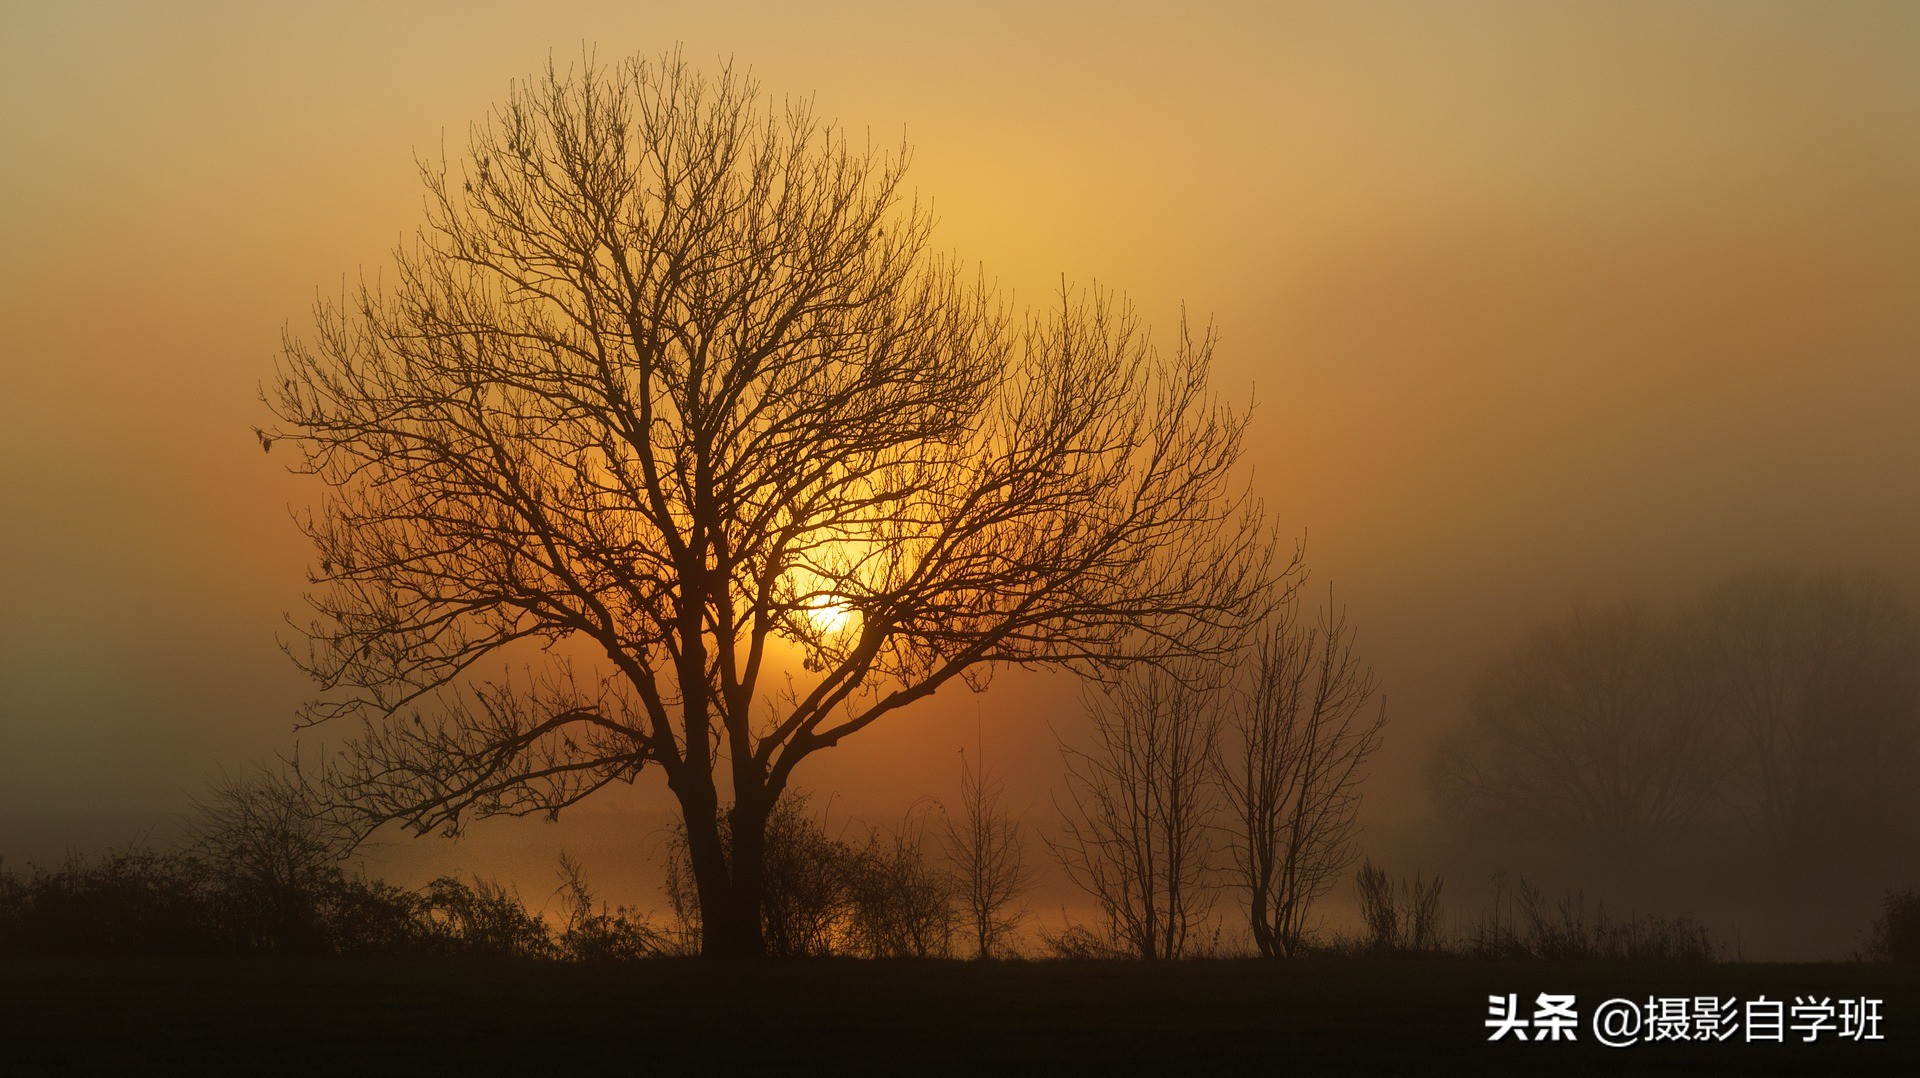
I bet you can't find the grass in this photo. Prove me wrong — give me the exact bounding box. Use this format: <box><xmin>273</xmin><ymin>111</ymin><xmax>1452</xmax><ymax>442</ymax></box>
<box><xmin>2</xmin><ymin>955</ymin><xmax>1914</xmax><ymax>1075</ymax></box>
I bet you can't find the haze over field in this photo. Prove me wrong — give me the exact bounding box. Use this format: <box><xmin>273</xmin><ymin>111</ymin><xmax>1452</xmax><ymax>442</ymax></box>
<box><xmin>5</xmin><ymin>1</ymin><xmax>1919</xmax><ymax>958</ymax></box>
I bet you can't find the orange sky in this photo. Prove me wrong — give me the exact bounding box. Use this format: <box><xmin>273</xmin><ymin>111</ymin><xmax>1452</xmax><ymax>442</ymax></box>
<box><xmin>4</xmin><ymin>1</ymin><xmax>1919</xmax><ymax>950</ymax></box>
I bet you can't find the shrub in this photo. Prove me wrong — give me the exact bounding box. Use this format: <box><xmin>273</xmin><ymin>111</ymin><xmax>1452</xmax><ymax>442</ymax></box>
<box><xmin>1466</xmin><ymin>873</ymin><xmax>1717</xmax><ymax>962</ymax></box>
<box><xmin>847</xmin><ymin>821</ymin><xmax>956</xmax><ymax>959</ymax></box>
<box><xmin>663</xmin><ymin>792</ymin><xmax>959</xmax><ymax>958</ymax></box>
<box><xmin>552</xmin><ymin>853</ymin><xmax>668</xmax><ymax>962</ymax></box>
<box><xmin>1354</xmin><ymin>859</ymin><xmax>1445</xmax><ymax>953</ymax></box>
<box><xmin>1039</xmin><ymin>921</ymin><xmax>1128</xmax><ymax>960</ymax></box>
<box><xmin>1862</xmin><ymin>889</ymin><xmax>1920</xmax><ymax>961</ymax></box>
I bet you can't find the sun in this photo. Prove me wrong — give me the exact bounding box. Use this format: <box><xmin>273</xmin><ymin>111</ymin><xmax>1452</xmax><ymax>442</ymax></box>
<box><xmin>804</xmin><ymin>594</ymin><xmax>855</xmax><ymax>634</ymax></box>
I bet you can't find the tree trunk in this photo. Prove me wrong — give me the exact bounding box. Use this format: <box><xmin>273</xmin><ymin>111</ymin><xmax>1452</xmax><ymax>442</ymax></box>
<box><xmin>1249</xmin><ymin>887</ymin><xmax>1277</xmax><ymax>959</ymax></box>
<box><xmin>673</xmin><ymin>778</ymin><xmax>768</xmax><ymax>959</ymax></box>
<box><xmin>701</xmin><ymin>886</ymin><xmax>766</xmax><ymax>959</ymax></box>
<box><xmin>712</xmin><ymin>798</ymin><xmax>769</xmax><ymax>958</ymax></box>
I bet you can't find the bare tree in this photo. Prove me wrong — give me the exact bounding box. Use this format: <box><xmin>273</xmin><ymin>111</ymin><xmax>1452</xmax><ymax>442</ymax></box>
<box><xmin>260</xmin><ymin>52</ymin><xmax>1279</xmax><ymax>957</ymax></box>
<box><xmin>186</xmin><ymin>760</ymin><xmax>352</xmax><ymax>895</ymax></box>
<box><xmin>1433</xmin><ymin>572</ymin><xmax>1920</xmax><ymax>875</ymax></box>
<box><xmin>1219</xmin><ymin>590</ymin><xmax>1385</xmax><ymax>958</ymax></box>
<box><xmin>1053</xmin><ymin>665</ymin><xmax>1222</xmax><ymax>959</ymax></box>
<box><xmin>185</xmin><ymin>758</ymin><xmax>360</xmax><ymax>949</ymax></box>
<box><xmin>940</xmin><ymin>746</ymin><xmax>1034</xmax><ymax>958</ymax></box>
<box><xmin>661</xmin><ymin>791</ymin><xmax>860</xmax><ymax>958</ymax></box>
<box><xmin>1430</xmin><ymin>600</ymin><xmax>1724</xmax><ymax>856</ymax></box>
<box><xmin>1685</xmin><ymin>570</ymin><xmax>1920</xmax><ymax>863</ymax></box>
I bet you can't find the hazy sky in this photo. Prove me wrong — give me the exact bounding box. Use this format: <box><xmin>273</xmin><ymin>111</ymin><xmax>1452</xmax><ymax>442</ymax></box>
<box><xmin>4</xmin><ymin>2</ymin><xmax>1919</xmax><ymax>945</ymax></box>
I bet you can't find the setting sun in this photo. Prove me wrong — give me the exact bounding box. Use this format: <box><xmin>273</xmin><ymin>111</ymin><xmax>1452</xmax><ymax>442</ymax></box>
<box><xmin>6</xmin><ymin>3</ymin><xmax>1920</xmax><ymax>1068</ymax></box>
<box><xmin>804</xmin><ymin>594</ymin><xmax>856</xmax><ymax>635</ymax></box>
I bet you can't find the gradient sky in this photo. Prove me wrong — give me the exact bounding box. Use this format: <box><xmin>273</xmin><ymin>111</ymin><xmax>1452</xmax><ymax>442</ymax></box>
<box><xmin>4</xmin><ymin>1</ymin><xmax>1919</xmax><ymax>949</ymax></box>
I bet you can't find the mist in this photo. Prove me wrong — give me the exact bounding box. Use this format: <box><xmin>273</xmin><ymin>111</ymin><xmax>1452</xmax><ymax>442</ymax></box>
<box><xmin>5</xmin><ymin>1</ymin><xmax>1920</xmax><ymax>960</ymax></box>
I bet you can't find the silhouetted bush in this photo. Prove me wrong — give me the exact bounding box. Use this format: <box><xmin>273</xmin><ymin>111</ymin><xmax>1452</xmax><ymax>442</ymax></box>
<box><xmin>0</xmin><ymin>845</ymin><xmax>675</xmax><ymax>961</ymax></box>
<box><xmin>553</xmin><ymin>853</ymin><xmax>668</xmax><ymax>961</ymax></box>
<box><xmin>1354</xmin><ymin>859</ymin><xmax>1444</xmax><ymax>953</ymax></box>
<box><xmin>319</xmin><ymin>874</ymin><xmax>430</xmax><ymax>955</ymax></box>
<box><xmin>1861</xmin><ymin>889</ymin><xmax>1920</xmax><ymax>961</ymax></box>
<box><xmin>1039</xmin><ymin>921</ymin><xmax>1129</xmax><ymax>960</ymax></box>
<box><xmin>847</xmin><ymin>821</ymin><xmax>956</xmax><ymax>959</ymax></box>
<box><xmin>417</xmin><ymin>876</ymin><xmax>556</xmax><ymax>959</ymax></box>
<box><xmin>664</xmin><ymin>792</ymin><xmax>959</xmax><ymax>958</ymax></box>
<box><xmin>0</xmin><ymin>850</ymin><xmax>225</xmax><ymax>955</ymax></box>
<box><xmin>1465</xmin><ymin>873</ymin><xmax>1718</xmax><ymax>962</ymax></box>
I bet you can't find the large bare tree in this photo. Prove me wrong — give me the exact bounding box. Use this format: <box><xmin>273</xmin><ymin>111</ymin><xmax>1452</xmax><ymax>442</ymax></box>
<box><xmin>1219</xmin><ymin>589</ymin><xmax>1385</xmax><ymax>958</ymax></box>
<box><xmin>261</xmin><ymin>52</ymin><xmax>1275</xmax><ymax>957</ymax></box>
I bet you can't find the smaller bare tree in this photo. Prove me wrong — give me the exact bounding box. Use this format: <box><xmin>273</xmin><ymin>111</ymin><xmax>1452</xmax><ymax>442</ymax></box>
<box><xmin>941</xmin><ymin>746</ymin><xmax>1034</xmax><ymax>958</ymax></box>
<box><xmin>185</xmin><ymin>758</ymin><xmax>355</xmax><ymax>950</ymax></box>
<box><xmin>1219</xmin><ymin>591</ymin><xmax>1386</xmax><ymax>957</ymax></box>
<box><xmin>1053</xmin><ymin>665</ymin><xmax>1221</xmax><ymax>960</ymax></box>
<box><xmin>186</xmin><ymin>759</ymin><xmax>351</xmax><ymax>893</ymax></box>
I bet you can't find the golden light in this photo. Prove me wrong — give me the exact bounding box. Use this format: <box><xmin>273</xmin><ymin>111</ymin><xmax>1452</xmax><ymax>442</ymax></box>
<box><xmin>804</xmin><ymin>594</ymin><xmax>856</xmax><ymax>635</ymax></box>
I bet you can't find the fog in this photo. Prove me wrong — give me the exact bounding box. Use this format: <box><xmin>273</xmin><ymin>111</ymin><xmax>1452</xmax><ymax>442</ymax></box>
<box><xmin>5</xmin><ymin>1</ymin><xmax>1919</xmax><ymax>958</ymax></box>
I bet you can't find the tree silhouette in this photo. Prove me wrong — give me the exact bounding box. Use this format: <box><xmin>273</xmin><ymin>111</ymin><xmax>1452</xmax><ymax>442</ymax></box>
<box><xmin>1219</xmin><ymin>590</ymin><xmax>1385</xmax><ymax>958</ymax></box>
<box><xmin>1429</xmin><ymin>601</ymin><xmax>1723</xmax><ymax>856</ymax></box>
<box><xmin>261</xmin><ymin>51</ymin><xmax>1276</xmax><ymax>957</ymax></box>
<box><xmin>1432</xmin><ymin>572</ymin><xmax>1920</xmax><ymax>873</ymax></box>
<box><xmin>185</xmin><ymin>759</ymin><xmax>353</xmax><ymax>950</ymax></box>
<box><xmin>1053</xmin><ymin>665</ymin><xmax>1222</xmax><ymax>959</ymax></box>
<box><xmin>940</xmin><ymin>747</ymin><xmax>1033</xmax><ymax>958</ymax></box>
<box><xmin>1686</xmin><ymin>569</ymin><xmax>1920</xmax><ymax>864</ymax></box>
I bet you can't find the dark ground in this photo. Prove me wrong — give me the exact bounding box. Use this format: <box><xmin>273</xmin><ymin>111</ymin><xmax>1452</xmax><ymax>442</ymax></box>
<box><xmin>1</xmin><ymin>956</ymin><xmax>1914</xmax><ymax>1075</ymax></box>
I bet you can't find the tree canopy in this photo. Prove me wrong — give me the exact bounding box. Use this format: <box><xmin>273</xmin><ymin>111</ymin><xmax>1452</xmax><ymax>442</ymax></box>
<box><xmin>262</xmin><ymin>51</ymin><xmax>1278</xmax><ymax>956</ymax></box>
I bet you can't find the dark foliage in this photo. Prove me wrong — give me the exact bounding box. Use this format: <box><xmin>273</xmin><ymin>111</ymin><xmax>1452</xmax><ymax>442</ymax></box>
<box><xmin>1463</xmin><ymin>872</ymin><xmax>1719</xmax><ymax>962</ymax></box>
<box><xmin>1353</xmin><ymin>859</ymin><xmax>1445</xmax><ymax>954</ymax></box>
<box><xmin>0</xmin><ymin>848</ymin><xmax>660</xmax><ymax>961</ymax></box>
<box><xmin>1862</xmin><ymin>889</ymin><xmax>1920</xmax><ymax>962</ymax></box>
<box><xmin>663</xmin><ymin>792</ymin><xmax>958</xmax><ymax>958</ymax></box>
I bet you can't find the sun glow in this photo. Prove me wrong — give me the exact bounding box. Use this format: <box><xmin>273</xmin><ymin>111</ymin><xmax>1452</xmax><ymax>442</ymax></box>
<box><xmin>804</xmin><ymin>594</ymin><xmax>855</xmax><ymax>634</ymax></box>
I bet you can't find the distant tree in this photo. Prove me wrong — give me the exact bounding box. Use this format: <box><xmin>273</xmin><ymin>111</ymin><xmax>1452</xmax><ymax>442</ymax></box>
<box><xmin>261</xmin><ymin>49</ymin><xmax>1280</xmax><ymax>959</ymax></box>
<box><xmin>1862</xmin><ymin>888</ymin><xmax>1920</xmax><ymax>962</ymax></box>
<box><xmin>184</xmin><ymin>760</ymin><xmax>353</xmax><ymax>949</ymax></box>
<box><xmin>187</xmin><ymin>763</ymin><xmax>346</xmax><ymax>891</ymax></box>
<box><xmin>1053</xmin><ymin>665</ymin><xmax>1221</xmax><ymax>959</ymax></box>
<box><xmin>1431</xmin><ymin>569</ymin><xmax>1920</xmax><ymax>875</ymax></box>
<box><xmin>1429</xmin><ymin>600</ymin><xmax>1725</xmax><ymax>856</ymax></box>
<box><xmin>1218</xmin><ymin>590</ymin><xmax>1386</xmax><ymax>958</ymax></box>
<box><xmin>940</xmin><ymin>748</ymin><xmax>1034</xmax><ymax>958</ymax></box>
<box><xmin>1685</xmin><ymin>570</ymin><xmax>1920</xmax><ymax>862</ymax></box>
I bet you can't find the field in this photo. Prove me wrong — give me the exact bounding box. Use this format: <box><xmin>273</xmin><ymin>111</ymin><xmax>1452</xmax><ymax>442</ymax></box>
<box><xmin>2</xmin><ymin>956</ymin><xmax>1914</xmax><ymax>1075</ymax></box>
